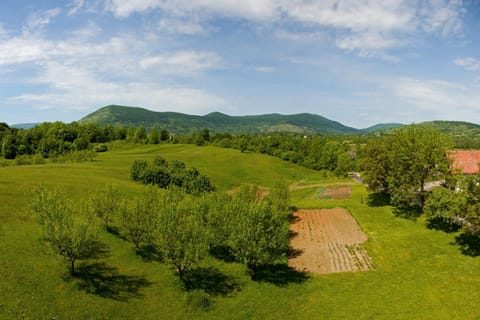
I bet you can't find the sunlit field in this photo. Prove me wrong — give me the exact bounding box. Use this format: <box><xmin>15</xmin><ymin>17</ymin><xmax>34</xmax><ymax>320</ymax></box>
<box><xmin>1</xmin><ymin>144</ymin><xmax>479</xmax><ymax>319</ymax></box>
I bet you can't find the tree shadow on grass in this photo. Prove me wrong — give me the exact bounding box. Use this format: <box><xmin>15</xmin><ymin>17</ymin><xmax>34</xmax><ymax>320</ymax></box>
<box><xmin>73</xmin><ymin>262</ymin><xmax>152</xmax><ymax>301</ymax></box>
<box><xmin>210</xmin><ymin>246</ymin><xmax>236</xmax><ymax>263</ymax></box>
<box><xmin>87</xmin><ymin>240</ymin><xmax>110</xmax><ymax>259</ymax></box>
<box><xmin>366</xmin><ymin>192</ymin><xmax>390</xmax><ymax>207</ymax></box>
<box><xmin>454</xmin><ymin>232</ymin><xmax>480</xmax><ymax>257</ymax></box>
<box><xmin>254</xmin><ymin>264</ymin><xmax>309</xmax><ymax>287</ymax></box>
<box><xmin>136</xmin><ymin>244</ymin><xmax>163</xmax><ymax>262</ymax></box>
<box><xmin>182</xmin><ymin>266</ymin><xmax>241</xmax><ymax>296</ymax></box>
<box><xmin>392</xmin><ymin>206</ymin><xmax>422</xmax><ymax>221</ymax></box>
<box><xmin>106</xmin><ymin>225</ymin><xmax>128</xmax><ymax>241</ymax></box>
<box><xmin>426</xmin><ymin>217</ymin><xmax>461</xmax><ymax>233</ymax></box>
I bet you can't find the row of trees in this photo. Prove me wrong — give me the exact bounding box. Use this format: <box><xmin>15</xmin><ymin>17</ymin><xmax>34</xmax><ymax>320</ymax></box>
<box><xmin>130</xmin><ymin>156</ymin><xmax>216</xmax><ymax>195</ymax></box>
<box><xmin>30</xmin><ymin>182</ymin><xmax>291</xmax><ymax>280</ymax></box>
<box><xmin>2</xmin><ymin>121</ymin><xmax>358</xmax><ymax>177</ymax></box>
<box><xmin>0</xmin><ymin>122</ymin><xmax>170</xmax><ymax>160</ymax></box>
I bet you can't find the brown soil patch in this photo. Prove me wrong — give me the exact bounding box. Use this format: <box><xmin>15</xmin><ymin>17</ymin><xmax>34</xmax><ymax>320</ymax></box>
<box><xmin>323</xmin><ymin>186</ymin><xmax>352</xmax><ymax>200</ymax></box>
<box><xmin>289</xmin><ymin>208</ymin><xmax>373</xmax><ymax>274</ymax></box>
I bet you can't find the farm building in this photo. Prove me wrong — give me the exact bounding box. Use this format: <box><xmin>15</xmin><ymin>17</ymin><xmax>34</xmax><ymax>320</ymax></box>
<box><xmin>449</xmin><ymin>150</ymin><xmax>480</xmax><ymax>175</ymax></box>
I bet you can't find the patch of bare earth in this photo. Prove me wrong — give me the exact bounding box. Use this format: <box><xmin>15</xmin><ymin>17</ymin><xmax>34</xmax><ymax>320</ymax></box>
<box><xmin>289</xmin><ymin>208</ymin><xmax>373</xmax><ymax>274</ymax></box>
<box><xmin>323</xmin><ymin>186</ymin><xmax>352</xmax><ymax>200</ymax></box>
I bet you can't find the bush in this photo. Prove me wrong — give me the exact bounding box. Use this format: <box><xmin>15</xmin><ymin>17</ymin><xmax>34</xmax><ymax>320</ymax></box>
<box><xmin>15</xmin><ymin>155</ymin><xmax>32</xmax><ymax>166</ymax></box>
<box><xmin>33</xmin><ymin>154</ymin><xmax>45</xmax><ymax>165</ymax></box>
<box><xmin>94</xmin><ymin>144</ymin><xmax>108</xmax><ymax>152</ymax></box>
<box><xmin>0</xmin><ymin>160</ymin><xmax>11</xmax><ymax>167</ymax></box>
<box><xmin>130</xmin><ymin>156</ymin><xmax>215</xmax><ymax>194</ymax></box>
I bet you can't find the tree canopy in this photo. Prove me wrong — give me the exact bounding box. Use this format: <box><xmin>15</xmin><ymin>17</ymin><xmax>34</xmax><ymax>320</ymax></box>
<box><xmin>361</xmin><ymin>125</ymin><xmax>452</xmax><ymax>209</ymax></box>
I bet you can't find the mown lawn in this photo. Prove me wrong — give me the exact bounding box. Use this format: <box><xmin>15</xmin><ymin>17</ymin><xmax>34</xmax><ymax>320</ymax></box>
<box><xmin>0</xmin><ymin>144</ymin><xmax>479</xmax><ymax>319</ymax></box>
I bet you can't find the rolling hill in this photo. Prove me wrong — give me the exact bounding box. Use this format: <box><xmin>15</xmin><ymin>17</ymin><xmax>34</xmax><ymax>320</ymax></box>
<box><xmin>78</xmin><ymin>105</ymin><xmax>480</xmax><ymax>139</ymax></box>
<box><xmin>79</xmin><ymin>105</ymin><xmax>362</xmax><ymax>135</ymax></box>
<box><xmin>363</xmin><ymin>123</ymin><xmax>404</xmax><ymax>132</ymax></box>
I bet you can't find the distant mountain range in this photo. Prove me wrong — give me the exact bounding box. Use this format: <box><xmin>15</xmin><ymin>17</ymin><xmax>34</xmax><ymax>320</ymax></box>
<box><xmin>11</xmin><ymin>123</ymin><xmax>39</xmax><ymax>129</ymax></box>
<box><xmin>11</xmin><ymin>105</ymin><xmax>480</xmax><ymax>137</ymax></box>
<box><xmin>78</xmin><ymin>105</ymin><xmax>405</xmax><ymax>135</ymax></box>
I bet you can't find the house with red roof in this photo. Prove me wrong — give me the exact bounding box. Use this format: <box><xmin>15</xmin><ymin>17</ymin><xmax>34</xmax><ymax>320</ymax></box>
<box><xmin>449</xmin><ymin>150</ymin><xmax>480</xmax><ymax>175</ymax></box>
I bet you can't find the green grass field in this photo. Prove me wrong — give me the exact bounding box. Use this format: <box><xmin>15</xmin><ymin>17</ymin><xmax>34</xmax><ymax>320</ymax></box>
<box><xmin>1</xmin><ymin>144</ymin><xmax>479</xmax><ymax>319</ymax></box>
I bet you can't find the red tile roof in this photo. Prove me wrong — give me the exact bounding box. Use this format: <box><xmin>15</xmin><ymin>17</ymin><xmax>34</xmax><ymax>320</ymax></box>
<box><xmin>450</xmin><ymin>150</ymin><xmax>480</xmax><ymax>174</ymax></box>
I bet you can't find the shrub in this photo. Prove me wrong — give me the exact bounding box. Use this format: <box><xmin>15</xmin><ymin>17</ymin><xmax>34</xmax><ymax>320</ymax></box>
<box><xmin>15</xmin><ymin>155</ymin><xmax>32</xmax><ymax>166</ymax></box>
<box><xmin>94</xmin><ymin>144</ymin><xmax>108</xmax><ymax>152</ymax></box>
<box><xmin>130</xmin><ymin>156</ymin><xmax>215</xmax><ymax>194</ymax></box>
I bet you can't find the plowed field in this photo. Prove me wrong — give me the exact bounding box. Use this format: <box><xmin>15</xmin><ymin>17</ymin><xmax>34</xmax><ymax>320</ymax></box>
<box><xmin>289</xmin><ymin>208</ymin><xmax>373</xmax><ymax>274</ymax></box>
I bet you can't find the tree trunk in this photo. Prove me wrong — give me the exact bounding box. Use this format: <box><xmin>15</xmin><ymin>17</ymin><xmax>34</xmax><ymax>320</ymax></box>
<box><xmin>177</xmin><ymin>265</ymin><xmax>184</xmax><ymax>280</ymax></box>
<box><xmin>70</xmin><ymin>259</ymin><xmax>75</xmax><ymax>275</ymax></box>
<box><xmin>247</xmin><ymin>262</ymin><xmax>258</xmax><ymax>280</ymax></box>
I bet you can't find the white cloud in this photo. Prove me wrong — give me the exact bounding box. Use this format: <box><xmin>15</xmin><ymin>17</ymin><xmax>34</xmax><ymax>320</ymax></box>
<box><xmin>284</xmin><ymin>0</ymin><xmax>415</xmax><ymax>33</ymax></box>
<box><xmin>157</xmin><ymin>18</ymin><xmax>206</xmax><ymax>35</ymax></box>
<box><xmin>139</xmin><ymin>51</ymin><xmax>221</xmax><ymax>76</ymax></box>
<box><xmin>106</xmin><ymin>0</ymin><xmax>280</xmax><ymax>20</ymax></box>
<box><xmin>454</xmin><ymin>57</ymin><xmax>480</xmax><ymax>71</ymax></box>
<box><xmin>105</xmin><ymin>0</ymin><xmax>161</xmax><ymax>17</ymax></box>
<box><xmin>103</xmin><ymin>0</ymin><xmax>466</xmax><ymax>55</ymax></box>
<box><xmin>24</xmin><ymin>8</ymin><xmax>62</xmax><ymax>34</ymax></box>
<box><xmin>9</xmin><ymin>61</ymin><xmax>227</xmax><ymax>114</ymax></box>
<box><xmin>275</xmin><ymin>30</ymin><xmax>325</xmax><ymax>42</ymax></box>
<box><xmin>0</xmin><ymin>17</ymin><xmax>227</xmax><ymax>115</ymax></box>
<box><xmin>336</xmin><ymin>31</ymin><xmax>403</xmax><ymax>51</ymax></box>
<box><xmin>391</xmin><ymin>77</ymin><xmax>480</xmax><ymax>120</ymax></box>
<box><xmin>68</xmin><ymin>0</ymin><xmax>85</xmax><ymax>15</ymax></box>
<box><xmin>419</xmin><ymin>0</ymin><xmax>464</xmax><ymax>36</ymax></box>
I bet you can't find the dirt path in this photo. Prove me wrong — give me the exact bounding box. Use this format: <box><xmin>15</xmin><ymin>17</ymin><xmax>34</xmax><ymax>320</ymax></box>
<box><xmin>288</xmin><ymin>208</ymin><xmax>373</xmax><ymax>274</ymax></box>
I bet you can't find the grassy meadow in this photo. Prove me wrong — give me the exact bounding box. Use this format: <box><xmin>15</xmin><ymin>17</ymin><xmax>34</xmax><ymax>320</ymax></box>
<box><xmin>0</xmin><ymin>144</ymin><xmax>479</xmax><ymax>319</ymax></box>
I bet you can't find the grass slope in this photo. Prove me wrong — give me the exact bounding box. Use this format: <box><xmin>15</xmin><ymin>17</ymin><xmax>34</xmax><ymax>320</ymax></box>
<box><xmin>79</xmin><ymin>105</ymin><xmax>361</xmax><ymax>135</ymax></box>
<box><xmin>0</xmin><ymin>144</ymin><xmax>479</xmax><ymax>319</ymax></box>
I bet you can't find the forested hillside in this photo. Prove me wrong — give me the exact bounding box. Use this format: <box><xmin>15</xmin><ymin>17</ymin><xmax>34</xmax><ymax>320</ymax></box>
<box><xmin>79</xmin><ymin>105</ymin><xmax>362</xmax><ymax>135</ymax></box>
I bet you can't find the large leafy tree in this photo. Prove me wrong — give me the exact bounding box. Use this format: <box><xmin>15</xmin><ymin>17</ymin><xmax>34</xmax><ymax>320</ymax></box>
<box><xmin>362</xmin><ymin>125</ymin><xmax>451</xmax><ymax>209</ymax></box>
<box><xmin>425</xmin><ymin>175</ymin><xmax>480</xmax><ymax>234</ymax></box>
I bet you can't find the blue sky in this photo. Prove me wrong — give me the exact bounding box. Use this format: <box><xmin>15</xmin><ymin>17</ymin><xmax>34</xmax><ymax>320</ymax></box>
<box><xmin>1</xmin><ymin>0</ymin><xmax>479</xmax><ymax>128</ymax></box>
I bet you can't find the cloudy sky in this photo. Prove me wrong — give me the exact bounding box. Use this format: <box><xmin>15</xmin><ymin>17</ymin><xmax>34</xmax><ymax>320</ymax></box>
<box><xmin>1</xmin><ymin>0</ymin><xmax>479</xmax><ymax>128</ymax></box>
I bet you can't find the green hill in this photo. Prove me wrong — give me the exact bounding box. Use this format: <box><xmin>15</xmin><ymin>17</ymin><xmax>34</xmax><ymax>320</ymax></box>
<box><xmin>363</xmin><ymin>123</ymin><xmax>404</xmax><ymax>132</ymax></box>
<box><xmin>79</xmin><ymin>105</ymin><xmax>362</xmax><ymax>135</ymax></box>
<box><xmin>416</xmin><ymin>120</ymin><xmax>480</xmax><ymax>148</ymax></box>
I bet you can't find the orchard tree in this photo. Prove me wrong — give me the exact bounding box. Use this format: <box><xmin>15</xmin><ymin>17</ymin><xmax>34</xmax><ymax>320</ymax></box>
<box><xmin>90</xmin><ymin>185</ymin><xmax>121</xmax><ymax>229</ymax></box>
<box><xmin>228</xmin><ymin>186</ymin><xmax>290</xmax><ymax>279</ymax></box>
<box><xmin>30</xmin><ymin>187</ymin><xmax>100</xmax><ymax>275</ymax></box>
<box><xmin>153</xmin><ymin>193</ymin><xmax>209</xmax><ymax>280</ymax></box>
<box><xmin>121</xmin><ymin>187</ymin><xmax>158</xmax><ymax>250</ymax></box>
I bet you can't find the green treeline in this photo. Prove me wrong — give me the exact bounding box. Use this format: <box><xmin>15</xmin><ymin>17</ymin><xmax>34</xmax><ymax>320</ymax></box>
<box><xmin>30</xmin><ymin>182</ymin><xmax>291</xmax><ymax>281</ymax></box>
<box><xmin>0</xmin><ymin>121</ymin><xmax>358</xmax><ymax>177</ymax></box>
